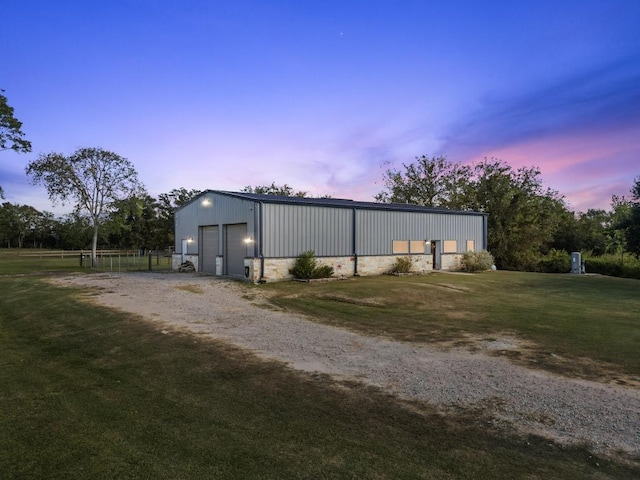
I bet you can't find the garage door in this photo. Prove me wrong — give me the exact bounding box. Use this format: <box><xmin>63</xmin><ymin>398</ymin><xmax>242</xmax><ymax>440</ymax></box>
<box><xmin>225</xmin><ymin>223</ymin><xmax>247</xmax><ymax>277</ymax></box>
<box><xmin>200</xmin><ymin>226</ymin><xmax>218</xmax><ymax>274</ymax></box>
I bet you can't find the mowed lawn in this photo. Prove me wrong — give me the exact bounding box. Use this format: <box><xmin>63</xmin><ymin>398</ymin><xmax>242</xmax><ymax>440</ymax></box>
<box><xmin>1</xmin><ymin>268</ymin><xmax>639</xmax><ymax>477</ymax></box>
<box><xmin>0</xmin><ymin>250</ymin><xmax>86</xmax><ymax>275</ymax></box>
<box><xmin>264</xmin><ymin>271</ymin><xmax>640</xmax><ymax>382</ymax></box>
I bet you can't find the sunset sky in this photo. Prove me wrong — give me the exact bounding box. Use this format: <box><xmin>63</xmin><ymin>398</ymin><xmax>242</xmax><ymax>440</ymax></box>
<box><xmin>2</xmin><ymin>0</ymin><xmax>639</xmax><ymax>215</ymax></box>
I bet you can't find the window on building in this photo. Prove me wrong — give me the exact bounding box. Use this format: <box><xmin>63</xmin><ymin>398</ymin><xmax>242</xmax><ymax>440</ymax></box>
<box><xmin>410</xmin><ymin>240</ymin><xmax>425</xmax><ymax>254</ymax></box>
<box><xmin>443</xmin><ymin>240</ymin><xmax>457</xmax><ymax>253</ymax></box>
<box><xmin>392</xmin><ymin>240</ymin><xmax>409</xmax><ymax>254</ymax></box>
<box><xmin>466</xmin><ymin>240</ymin><xmax>475</xmax><ymax>252</ymax></box>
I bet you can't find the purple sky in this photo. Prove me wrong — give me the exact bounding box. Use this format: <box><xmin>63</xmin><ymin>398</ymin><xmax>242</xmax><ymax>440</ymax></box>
<box><xmin>2</xmin><ymin>0</ymin><xmax>639</xmax><ymax>215</ymax></box>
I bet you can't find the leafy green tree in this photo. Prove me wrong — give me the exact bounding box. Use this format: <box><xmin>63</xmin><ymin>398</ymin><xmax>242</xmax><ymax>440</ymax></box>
<box><xmin>157</xmin><ymin>188</ymin><xmax>202</xmax><ymax>247</ymax></box>
<box><xmin>54</xmin><ymin>213</ymin><xmax>93</xmax><ymax>250</ymax></box>
<box><xmin>24</xmin><ymin>208</ymin><xmax>57</xmax><ymax>248</ymax></box>
<box><xmin>0</xmin><ymin>202</ymin><xmax>54</xmax><ymax>248</ymax></box>
<box><xmin>105</xmin><ymin>193</ymin><xmax>162</xmax><ymax>251</ymax></box>
<box><xmin>1</xmin><ymin>89</ymin><xmax>32</xmax><ymax>197</ymax></box>
<box><xmin>376</xmin><ymin>156</ymin><xmax>567</xmax><ymax>270</ymax></box>
<box><xmin>466</xmin><ymin>159</ymin><xmax>565</xmax><ymax>270</ymax></box>
<box><xmin>242</xmin><ymin>182</ymin><xmax>308</xmax><ymax>197</ymax></box>
<box><xmin>26</xmin><ymin>147</ymin><xmax>143</xmax><ymax>265</ymax></box>
<box><xmin>375</xmin><ymin>155</ymin><xmax>471</xmax><ymax>208</ymax></box>
<box><xmin>622</xmin><ymin>176</ymin><xmax>640</xmax><ymax>257</ymax></box>
<box><xmin>0</xmin><ymin>202</ymin><xmax>19</xmax><ymax>247</ymax></box>
<box><xmin>0</xmin><ymin>89</ymin><xmax>31</xmax><ymax>154</ymax></box>
<box><xmin>564</xmin><ymin>209</ymin><xmax>609</xmax><ymax>255</ymax></box>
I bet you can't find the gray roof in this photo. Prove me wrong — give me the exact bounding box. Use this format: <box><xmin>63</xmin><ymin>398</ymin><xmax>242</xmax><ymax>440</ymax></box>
<box><xmin>190</xmin><ymin>190</ymin><xmax>486</xmax><ymax>216</ymax></box>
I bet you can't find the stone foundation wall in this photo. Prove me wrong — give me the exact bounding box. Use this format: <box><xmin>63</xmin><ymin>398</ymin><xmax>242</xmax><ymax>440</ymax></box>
<box><xmin>441</xmin><ymin>254</ymin><xmax>462</xmax><ymax>270</ymax></box>
<box><xmin>255</xmin><ymin>254</ymin><xmax>463</xmax><ymax>282</ymax></box>
<box><xmin>259</xmin><ymin>256</ymin><xmax>354</xmax><ymax>282</ymax></box>
<box><xmin>173</xmin><ymin>253</ymin><xmax>464</xmax><ymax>282</ymax></box>
<box><xmin>357</xmin><ymin>255</ymin><xmax>434</xmax><ymax>276</ymax></box>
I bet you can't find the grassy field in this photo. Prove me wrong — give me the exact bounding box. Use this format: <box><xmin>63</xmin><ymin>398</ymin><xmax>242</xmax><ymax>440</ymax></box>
<box><xmin>1</xmin><ymin>264</ymin><xmax>639</xmax><ymax>478</ymax></box>
<box><xmin>264</xmin><ymin>272</ymin><xmax>640</xmax><ymax>383</ymax></box>
<box><xmin>0</xmin><ymin>248</ymin><xmax>170</xmax><ymax>275</ymax></box>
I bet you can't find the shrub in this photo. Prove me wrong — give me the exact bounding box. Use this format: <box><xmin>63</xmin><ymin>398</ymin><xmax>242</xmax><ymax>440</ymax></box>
<box><xmin>584</xmin><ymin>254</ymin><xmax>640</xmax><ymax>280</ymax></box>
<box><xmin>312</xmin><ymin>265</ymin><xmax>335</xmax><ymax>279</ymax></box>
<box><xmin>290</xmin><ymin>250</ymin><xmax>334</xmax><ymax>280</ymax></box>
<box><xmin>536</xmin><ymin>249</ymin><xmax>571</xmax><ymax>273</ymax></box>
<box><xmin>460</xmin><ymin>250</ymin><xmax>494</xmax><ymax>273</ymax></box>
<box><xmin>390</xmin><ymin>256</ymin><xmax>413</xmax><ymax>274</ymax></box>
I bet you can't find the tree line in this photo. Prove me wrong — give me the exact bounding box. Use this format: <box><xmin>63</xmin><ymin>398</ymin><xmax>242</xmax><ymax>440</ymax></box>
<box><xmin>0</xmin><ymin>186</ymin><xmax>201</xmax><ymax>252</ymax></box>
<box><xmin>5</xmin><ymin>152</ymin><xmax>639</xmax><ymax>273</ymax></box>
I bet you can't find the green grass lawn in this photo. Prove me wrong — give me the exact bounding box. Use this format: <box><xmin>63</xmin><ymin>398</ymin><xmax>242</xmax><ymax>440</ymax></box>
<box><xmin>264</xmin><ymin>272</ymin><xmax>640</xmax><ymax>382</ymax></box>
<box><xmin>1</xmin><ymin>273</ymin><xmax>639</xmax><ymax>478</ymax></box>
<box><xmin>0</xmin><ymin>250</ymin><xmax>86</xmax><ymax>275</ymax></box>
<box><xmin>0</xmin><ymin>249</ymin><xmax>170</xmax><ymax>275</ymax></box>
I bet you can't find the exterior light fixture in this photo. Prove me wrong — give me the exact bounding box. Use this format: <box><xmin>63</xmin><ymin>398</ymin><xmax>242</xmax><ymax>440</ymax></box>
<box><xmin>244</xmin><ymin>236</ymin><xmax>254</xmax><ymax>244</ymax></box>
<box><xmin>202</xmin><ymin>198</ymin><xmax>211</xmax><ymax>206</ymax></box>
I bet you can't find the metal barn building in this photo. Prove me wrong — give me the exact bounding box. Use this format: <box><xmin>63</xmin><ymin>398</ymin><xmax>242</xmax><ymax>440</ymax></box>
<box><xmin>173</xmin><ymin>190</ymin><xmax>488</xmax><ymax>281</ymax></box>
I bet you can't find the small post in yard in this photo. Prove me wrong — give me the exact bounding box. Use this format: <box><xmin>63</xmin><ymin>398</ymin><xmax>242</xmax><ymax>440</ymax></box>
<box><xmin>148</xmin><ymin>252</ymin><xmax>152</xmax><ymax>271</ymax></box>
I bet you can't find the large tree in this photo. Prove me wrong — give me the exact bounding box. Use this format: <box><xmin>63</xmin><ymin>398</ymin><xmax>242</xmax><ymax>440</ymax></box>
<box><xmin>375</xmin><ymin>155</ymin><xmax>471</xmax><ymax>208</ymax></box>
<box><xmin>1</xmin><ymin>89</ymin><xmax>32</xmax><ymax>198</ymax></box>
<box><xmin>0</xmin><ymin>89</ymin><xmax>31</xmax><ymax>153</ymax></box>
<box><xmin>376</xmin><ymin>156</ymin><xmax>567</xmax><ymax>270</ymax></box>
<box><xmin>105</xmin><ymin>193</ymin><xmax>162</xmax><ymax>252</ymax></box>
<box><xmin>0</xmin><ymin>202</ymin><xmax>54</xmax><ymax>248</ymax></box>
<box><xmin>157</xmin><ymin>187</ymin><xmax>202</xmax><ymax>247</ymax></box>
<box><xmin>622</xmin><ymin>176</ymin><xmax>640</xmax><ymax>257</ymax></box>
<box><xmin>467</xmin><ymin>159</ymin><xmax>565</xmax><ymax>270</ymax></box>
<box><xmin>26</xmin><ymin>147</ymin><xmax>143</xmax><ymax>265</ymax></box>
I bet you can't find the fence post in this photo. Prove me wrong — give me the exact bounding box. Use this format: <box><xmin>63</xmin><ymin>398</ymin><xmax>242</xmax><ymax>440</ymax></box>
<box><xmin>148</xmin><ymin>252</ymin><xmax>152</xmax><ymax>271</ymax></box>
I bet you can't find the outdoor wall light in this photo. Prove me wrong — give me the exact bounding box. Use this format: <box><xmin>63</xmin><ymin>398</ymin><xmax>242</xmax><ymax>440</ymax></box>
<box><xmin>201</xmin><ymin>198</ymin><xmax>211</xmax><ymax>206</ymax></box>
<box><xmin>244</xmin><ymin>236</ymin><xmax>254</xmax><ymax>244</ymax></box>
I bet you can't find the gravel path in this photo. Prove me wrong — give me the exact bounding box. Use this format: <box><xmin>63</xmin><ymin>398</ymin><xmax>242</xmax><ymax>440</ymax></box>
<box><xmin>52</xmin><ymin>272</ymin><xmax>640</xmax><ymax>458</ymax></box>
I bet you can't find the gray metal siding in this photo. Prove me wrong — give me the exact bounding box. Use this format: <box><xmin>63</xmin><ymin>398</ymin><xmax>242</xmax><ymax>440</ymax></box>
<box><xmin>262</xmin><ymin>204</ymin><xmax>352</xmax><ymax>257</ymax></box>
<box><xmin>356</xmin><ymin>210</ymin><xmax>485</xmax><ymax>255</ymax></box>
<box><xmin>175</xmin><ymin>193</ymin><xmax>257</xmax><ymax>254</ymax></box>
<box><xmin>176</xmin><ymin>191</ymin><xmax>486</xmax><ymax>261</ymax></box>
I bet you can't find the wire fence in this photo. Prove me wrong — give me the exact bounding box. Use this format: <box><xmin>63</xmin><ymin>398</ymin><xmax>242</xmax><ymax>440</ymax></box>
<box><xmin>5</xmin><ymin>249</ymin><xmax>173</xmax><ymax>272</ymax></box>
<box><xmin>87</xmin><ymin>251</ymin><xmax>173</xmax><ymax>272</ymax></box>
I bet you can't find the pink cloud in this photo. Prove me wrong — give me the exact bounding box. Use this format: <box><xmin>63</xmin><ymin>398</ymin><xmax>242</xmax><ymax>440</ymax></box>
<box><xmin>457</xmin><ymin>125</ymin><xmax>640</xmax><ymax>211</ymax></box>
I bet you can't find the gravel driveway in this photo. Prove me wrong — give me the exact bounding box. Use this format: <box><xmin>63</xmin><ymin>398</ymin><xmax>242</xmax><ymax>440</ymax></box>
<box><xmin>52</xmin><ymin>272</ymin><xmax>640</xmax><ymax>459</ymax></box>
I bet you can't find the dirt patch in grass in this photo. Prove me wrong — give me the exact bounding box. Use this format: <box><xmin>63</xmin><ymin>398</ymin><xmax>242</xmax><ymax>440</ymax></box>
<box><xmin>174</xmin><ymin>284</ymin><xmax>204</xmax><ymax>294</ymax></box>
<box><xmin>436</xmin><ymin>332</ymin><xmax>640</xmax><ymax>388</ymax></box>
<box><xmin>315</xmin><ymin>293</ymin><xmax>387</xmax><ymax>307</ymax></box>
